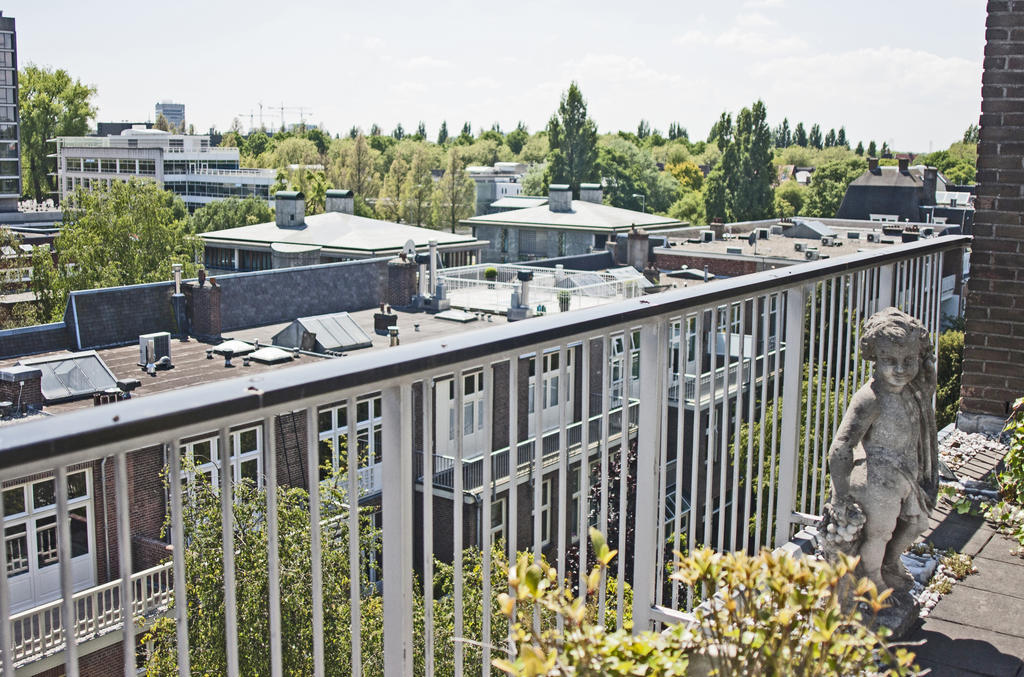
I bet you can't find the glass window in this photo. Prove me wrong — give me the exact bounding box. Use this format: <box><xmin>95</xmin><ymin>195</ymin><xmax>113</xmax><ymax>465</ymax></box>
<box><xmin>3</xmin><ymin>487</ymin><xmax>24</xmax><ymax>516</ymax></box>
<box><xmin>0</xmin><ymin>52</ymin><xmax>12</xmax><ymax>68</ymax></box>
<box><xmin>5</xmin><ymin>524</ymin><xmax>28</xmax><ymax>576</ymax></box>
<box><xmin>0</xmin><ymin>71</ymin><xmax>13</xmax><ymax>87</ymax></box>
<box><xmin>65</xmin><ymin>158</ymin><xmax>82</xmax><ymax>172</ymax></box>
<box><xmin>0</xmin><ymin>123</ymin><xmax>15</xmax><ymax>139</ymax></box>
<box><xmin>70</xmin><ymin>507</ymin><xmax>89</xmax><ymax>557</ymax></box>
<box><xmin>67</xmin><ymin>471</ymin><xmax>87</xmax><ymax>499</ymax></box>
<box><xmin>0</xmin><ymin>140</ymin><xmax>17</xmax><ymax>159</ymax></box>
<box><xmin>33</xmin><ymin>480</ymin><xmax>55</xmax><ymax>509</ymax></box>
<box><xmin>0</xmin><ymin>33</ymin><xmax>13</xmax><ymax>49</ymax></box>
<box><xmin>101</xmin><ymin>159</ymin><xmax>116</xmax><ymax>173</ymax></box>
<box><xmin>118</xmin><ymin>159</ymin><xmax>136</xmax><ymax>174</ymax></box>
<box><xmin>35</xmin><ymin>515</ymin><xmax>58</xmax><ymax>568</ymax></box>
<box><xmin>83</xmin><ymin>158</ymin><xmax>99</xmax><ymax>172</ymax></box>
<box><xmin>0</xmin><ymin>105</ymin><xmax>15</xmax><ymax>122</ymax></box>
<box><xmin>0</xmin><ymin>88</ymin><xmax>13</xmax><ymax>104</ymax></box>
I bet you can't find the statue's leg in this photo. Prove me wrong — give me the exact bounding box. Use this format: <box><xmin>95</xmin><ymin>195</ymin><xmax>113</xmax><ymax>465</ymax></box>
<box><xmin>856</xmin><ymin>494</ymin><xmax>900</xmax><ymax>590</ymax></box>
<box><xmin>882</xmin><ymin>513</ymin><xmax>929</xmax><ymax>592</ymax></box>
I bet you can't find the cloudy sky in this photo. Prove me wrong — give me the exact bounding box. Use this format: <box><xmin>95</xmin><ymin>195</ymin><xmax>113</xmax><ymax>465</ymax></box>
<box><xmin>7</xmin><ymin>0</ymin><xmax>986</xmax><ymax>151</ymax></box>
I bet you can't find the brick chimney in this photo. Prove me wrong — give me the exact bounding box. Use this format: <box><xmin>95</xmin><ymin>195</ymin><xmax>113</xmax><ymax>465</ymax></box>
<box><xmin>325</xmin><ymin>189</ymin><xmax>354</xmax><ymax>215</ymax></box>
<box><xmin>627</xmin><ymin>227</ymin><xmax>649</xmax><ymax>272</ymax></box>
<box><xmin>923</xmin><ymin>167</ymin><xmax>938</xmax><ymax>204</ymax></box>
<box><xmin>897</xmin><ymin>157</ymin><xmax>909</xmax><ymax>173</ymax></box>
<box><xmin>0</xmin><ymin>366</ymin><xmax>43</xmax><ymax>413</ymax></box>
<box><xmin>275</xmin><ymin>191</ymin><xmax>305</xmax><ymax>227</ymax></box>
<box><xmin>387</xmin><ymin>256</ymin><xmax>418</xmax><ymax>307</ymax></box>
<box><xmin>579</xmin><ymin>183</ymin><xmax>603</xmax><ymax>204</ymax></box>
<box><xmin>548</xmin><ymin>184</ymin><xmax>572</xmax><ymax>212</ymax></box>
<box><xmin>868</xmin><ymin>157</ymin><xmax>879</xmax><ymax>172</ymax></box>
<box><xmin>184</xmin><ymin>279</ymin><xmax>222</xmax><ymax>341</ymax></box>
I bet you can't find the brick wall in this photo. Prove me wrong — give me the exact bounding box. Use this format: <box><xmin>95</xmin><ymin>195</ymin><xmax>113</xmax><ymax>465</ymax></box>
<box><xmin>960</xmin><ymin>1</ymin><xmax>1024</xmax><ymax>431</ymax></box>
<box><xmin>653</xmin><ymin>251</ymin><xmax>761</xmax><ymax>278</ymax></box>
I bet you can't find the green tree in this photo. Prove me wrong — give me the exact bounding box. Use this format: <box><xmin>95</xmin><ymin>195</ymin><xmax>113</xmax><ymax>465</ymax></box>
<box><xmin>824</xmin><ymin>128</ymin><xmax>837</xmax><ymax>148</ymax></box>
<box><xmin>667</xmin><ymin>188</ymin><xmax>705</xmax><ymax>225</ymax></box>
<box><xmin>457</xmin><ymin>122</ymin><xmax>473</xmax><ymax>144</ymax></box>
<box><xmin>837</xmin><ymin>127</ymin><xmax>848</xmax><ymax>148</ymax></box>
<box><xmin>804</xmin><ymin>157</ymin><xmax>867</xmax><ymax>218</ymax></box>
<box><xmin>793</xmin><ymin>122</ymin><xmax>808</xmax><ymax>147</ymax></box>
<box><xmin>774</xmin><ymin>180</ymin><xmax>808</xmax><ymax>218</ymax></box>
<box><xmin>668</xmin><ymin>122</ymin><xmax>688</xmax><ymax>141</ymax></box>
<box><xmin>596</xmin><ymin>136</ymin><xmax>679</xmax><ymax>213</ymax></box>
<box><xmin>0</xmin><ymin>228</ymin><xmax>40</xmax><ymax>328</ymax></box>
<box><xmin>666</xmin><ymin>160</ymin><xmax>703</xmax><ymax>192</ymax></box>
<box><xmin>867</xmin><ymin>140</ymin><xmax>877</xmax><ymax>157</ymax></box>
<box><xmin>31</xmin><ymin>179</ymin><xmax>200</xmax><ymax>321</ymax></box>
<box><xmin>332</xmin><ymin>134</ymin><xmax>381</xmax><ymax>199</ymax></box>
<box><xmin>415</xmin><ymin>121</ymin><xmax>427</xmax><ymax>140</ymax></box>
<box><xmin>190</xmin><ymin>196</ymin><xmax>273</xmax><ymax>234</ymax></box>
<box><xmin>268</xmin><ymin>137</ymin><xmax>320</xmax><ymax>168</ymax></box>
<box><xmin>547</xmin><ymin>83</ymin><xmax>599</xmax><ymax>198</ymax></box>
<box><xmin>729</xmin><ymin>101</ymin><xmax>774</xmax><ymax>221</ymax></box>
<box><xmin>19</xmin><ymin>65</ymin><xmax>97</xmax><ymax>201</ymax></box>
<box><xmin>304</xmin><ymin>128</ymin><xmax>330</xmax><ymax>157</ymax></box>
<box><xmin>506</xmin><ymin>122</ymin><xmax>528</xmax><ymax>155</ymax></box>
<box><xmin>636</xmin><ymin>119</ymin><xmax>650</xmax><ymax>140</ymax></box>
<box><xmin>391</xmin><ymin>123</ymin><xmax>405</xmax><ymax>140</ymax></box>
<box><xmin>855</xmin><ymin>141</ymin><xmax>864</xmax><ymax>156</ymax></box>
<box><xmin>809</xmin><ymin>124</ymin><xmax>823</xmax><ymax>149</ymax></box>
<box><xmin>437</xmin><ymin>120</ymin><xmax>449</xmax><ymax>145</ymax></box>
<box><xmin>153</xmin><ymin>113</ymin><xmax>172</xmax><ymax>132</ymax></box>
<box><xmin>963</xmin><ymin>124</ymin><xmax>980</xmax><ymax>144</ymax></box>
<box><xmin>703</xmin><ymin>165</ymin><xmax>729</xmax><ymax>222</ymax></box>
<box><xmin>518</xmin><ymin>133</ymin><xmax>549</xmax><ymax>163</ymax></box>
<box><xmin>402</xmin><ymin>148</ymin><xmax>434</xmax><ymax>226</ymax></box>
<box><xmin>431</xmin><ymin>147</ymin><xmax>475</xmax><ymax>232</ymax></box>
<box><xmin>244</xmin><ymin>130</ymin><xmax>270</xmax><ymax>159</ymax></box>
<box><xmin>377</xmin><ymin>154</ymin><xmax>409</xmax><ymax>222</ymax></box>
<box><xmin>773</xmin><ymin>118</ymin><xmax>791</xmax><ymax>148</ymax></box>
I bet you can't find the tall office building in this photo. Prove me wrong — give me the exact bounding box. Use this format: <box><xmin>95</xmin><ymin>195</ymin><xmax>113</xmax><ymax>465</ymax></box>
<box><xmin>154</xmin><ymin>101</ymin><xmax>185</xmax><ymax>129</ymax></box>
<box><xmin>0</xmin><ymin>12</ymin><xmax>19</xmax><ymax>211</ymax></box>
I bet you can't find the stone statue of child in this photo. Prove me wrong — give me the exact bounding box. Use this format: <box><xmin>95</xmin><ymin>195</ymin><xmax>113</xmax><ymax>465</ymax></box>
<box><xmin>825</xmin><ymin>307</ymin><xmax>938</xmax><ymax>596</ymax></box>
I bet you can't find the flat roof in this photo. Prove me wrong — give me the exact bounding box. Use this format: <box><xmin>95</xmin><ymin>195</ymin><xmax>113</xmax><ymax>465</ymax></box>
<box><xmin>464</xmin><ymin>199</ymin><xmax>686</xmax><ymax>232</ymax></box>
<box><xmin>662</xmin><ymin>228</ymin><xmax>934</xmax><ymax>262</ymax></box>
<box><xmin>200</xmin><ymin>211</ymin><xmax>483</xmax><ymax>255</ymax></box>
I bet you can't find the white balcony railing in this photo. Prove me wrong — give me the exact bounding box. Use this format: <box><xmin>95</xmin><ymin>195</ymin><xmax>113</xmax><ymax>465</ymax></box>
<box><xmin>0</xmin><ymin>236</ymin><xmax>969</xmax><ymax>676</ymax></box>
<box><xmin>9</xmin><ymin>562</ymin><xmax>172</xmax><ymax>666</ymax></box>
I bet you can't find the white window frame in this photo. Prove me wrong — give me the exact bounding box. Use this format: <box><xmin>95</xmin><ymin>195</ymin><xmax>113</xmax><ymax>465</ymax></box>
<box><xmin>180</xmin><ymin>425</ymin><xmax>263</xmax><ymax>492</ymax></box>
<box><xmin>490</xmin><ymin>496</ymin><xmax>507</xmax><ymax>546</ymax></box>
<box><xmin>318</xmin><ymin>396</ymin><xmax>383</xmax><ymax>479</ymax></box>
<box><xmin>540</xmin><ymin>478</ymin><xmax>552</xmax><ymax>547</ymax></box>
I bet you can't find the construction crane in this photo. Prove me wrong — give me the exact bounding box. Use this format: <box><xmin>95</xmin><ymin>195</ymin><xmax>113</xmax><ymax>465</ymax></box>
<box><xmin>275</xmin><ymin>102</ymin><xmax>313</xmax><ymax>131</ymax></box>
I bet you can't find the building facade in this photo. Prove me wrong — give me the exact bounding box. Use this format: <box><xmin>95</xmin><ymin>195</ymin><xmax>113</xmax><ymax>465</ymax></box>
<box><xmin>154</xmin><ymin>101</ymin><xmax>184</xmax><ymax>129</ymax></box>
<box><xmin>0</xmin><ymin>13</ymin><xmax>19</xmax><ymax>212</ymax></box>
<box><xmin>55</xmin><ymin>129</ymin><xmax>276</xmax><ymax>211</ymax></box>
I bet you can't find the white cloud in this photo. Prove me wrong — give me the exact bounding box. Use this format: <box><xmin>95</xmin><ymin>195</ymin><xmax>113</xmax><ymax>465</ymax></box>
<box><xmin>560</xmin><ymin>53</ymin><xmax>683</xmax><ymax>87</ymax></box>
<box><xmin>742</xmin><ymin>0</ymin><xmax>785</xmax><ymax>7</ymax></box>
<box><xmin>675</xmin><ymin>13</ymin><xmax>807</xmax><ymax>53</ymax></box>
<box><xmin>360</xmin><ymin>36</ymin><xmax>385</xmax><ymax>50</ymax></box>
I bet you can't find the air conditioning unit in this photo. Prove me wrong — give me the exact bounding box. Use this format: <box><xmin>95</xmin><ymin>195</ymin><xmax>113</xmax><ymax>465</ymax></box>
<box><xmin>138</xmin><ymin>332</ymin><xmax>171</xmax><ymax>367</ymax></box>
<box><xmin>757</xmin><ymin>228</ymin><xmax>770</xmax><ymax>240</ymax></box>
<box><xmin>794</xmin><ymin>242</ymin><xmax>805</xmax><ymax>252</ymax></box>
<box><xmin>805</xmin><ymin>248</ymin><xmax>820</xmax><ymax>261</ymax></box>
<box><xmin>700</xmin><ymin>229</ymin><xmax>715</xmax><ymax>243</ymax></box>
<box><xmin>821</xmin><ymin>236</ymin><xmax>834</xmax><ymax>247</ymax></box>
<box><xmin>866</xmin><ymin>233</ymin><xmax>878</xmax><ymax>243</ymax></box>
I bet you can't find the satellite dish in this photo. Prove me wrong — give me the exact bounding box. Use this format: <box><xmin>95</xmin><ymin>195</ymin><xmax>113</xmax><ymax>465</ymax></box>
<box><xmin>403</xmin><ymin>239</ymin><xmax>417</xmax><ymax>257</ymax></box>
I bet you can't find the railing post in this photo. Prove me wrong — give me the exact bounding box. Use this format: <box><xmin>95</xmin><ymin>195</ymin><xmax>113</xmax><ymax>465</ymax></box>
<box><xmin>877</xmin><ymin>263</ymin><xmax>894</xmax><ymax>309</ymax></box>
<box><xmin>774</xmin><ymin>284</ymin><xmax>808</xmax><ymax>548</ymax></box>
<box><xmin>382</xmin><ymin>383</ymin><xmax>414</xmax><ymax>677</ymax></box>
<box><xmin>632</xmin><ymin>318</ymin><xmax>667</xmax><ymax>632</ymax></box>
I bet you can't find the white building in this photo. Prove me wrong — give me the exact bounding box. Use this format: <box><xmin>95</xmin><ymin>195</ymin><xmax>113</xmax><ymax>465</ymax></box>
<box><xmin>467</xmin><ymin>162</ymin><xmax>527</xmax><ymax>215</ymax></box>
<box><xmin>54</xmin><ymin>129</ymin><xmax>276</xmax><ymax>211</ymax></box>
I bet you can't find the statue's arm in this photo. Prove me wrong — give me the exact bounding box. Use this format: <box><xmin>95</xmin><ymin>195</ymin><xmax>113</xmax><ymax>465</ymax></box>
<box><xmin>828</xmin><ymin>389</ymin><xmax>879</xmax><ymax>500</ymax></box>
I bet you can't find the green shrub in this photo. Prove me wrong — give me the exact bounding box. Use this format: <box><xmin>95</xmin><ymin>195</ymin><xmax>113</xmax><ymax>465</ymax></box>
<box><xmin>493</xmin><ymin>530</ymin><xmax>916</xmax><ymax>676</ymax></box>
<box><xmin>999</xmin><ymin>397</ymin><xmax>1024</xmax><ymax>503</ymax></box>
<box><xmin>936</xmin><ymin>329</ymin><xmax>964</xmax><ymax>429</ymax></box>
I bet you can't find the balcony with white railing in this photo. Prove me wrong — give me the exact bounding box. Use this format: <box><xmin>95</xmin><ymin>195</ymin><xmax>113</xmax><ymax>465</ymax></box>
<box><xmin>0</xmin><ymin>236</ymin><xmax>969</xmax><ymax>676</ymax></box>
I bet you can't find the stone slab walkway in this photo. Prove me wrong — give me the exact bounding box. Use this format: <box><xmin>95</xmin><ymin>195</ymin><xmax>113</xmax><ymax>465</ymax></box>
<box><xmin>908</xmin><ymin>442</ymin><xmax>1024</xmax><ymax>676</ymax></box>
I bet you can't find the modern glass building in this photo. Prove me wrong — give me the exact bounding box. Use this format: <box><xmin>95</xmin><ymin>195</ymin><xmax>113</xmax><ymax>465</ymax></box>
<box><xmin>0</xmin><ymin>13</ymin><xmax>19</xmax><ymax>212</ymax></box>
<box><xmin>54</xmin><ymin>129</ymin><xmax>276</xmax><ymax>211</ymax></box>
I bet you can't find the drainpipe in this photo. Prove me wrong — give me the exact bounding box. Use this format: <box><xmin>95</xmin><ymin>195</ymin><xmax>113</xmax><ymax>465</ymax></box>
<box><xmin>100</xmin><ymin>456</ymin><xmax>111</xmax><ymax>580</ymax></box>
<box><xmin>429</xmin><ymin>240</ymin><xmax>438</xmax><ymax>295</ymax></box>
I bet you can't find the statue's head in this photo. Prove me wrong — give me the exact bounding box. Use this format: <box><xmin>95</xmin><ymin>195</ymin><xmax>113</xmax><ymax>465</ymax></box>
<box><xmin>860</xmin><ymin>307</ymin><xmax>930</xmax><ymax>390</ymax></box>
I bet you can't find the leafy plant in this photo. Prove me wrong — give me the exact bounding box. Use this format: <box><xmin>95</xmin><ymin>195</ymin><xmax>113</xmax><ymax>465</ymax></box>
<box><xmin>484</xmin><ymin>267</ymin><xmax>498</xmax><ymax>281</ymax></box>
<box><xmin>998</xmin><ymin>397</ymin><xmax>1024</xmax><ymax>503</ymax></box>
<box><xmin>494</xmin><ymin>530</ymin><xmax>916</xmax><ymax>676</ymax></box>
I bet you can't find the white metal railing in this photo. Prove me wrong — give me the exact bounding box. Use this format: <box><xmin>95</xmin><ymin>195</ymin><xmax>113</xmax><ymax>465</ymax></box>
<box><xmin>0</xmin><ymin>236</ymin><xmax>969</xmax><ymax>676</ymax></box>
<box><xmin>9</xmin><ymin>562</ymin><xmax>171</xmax><ymax>666</ymax></box>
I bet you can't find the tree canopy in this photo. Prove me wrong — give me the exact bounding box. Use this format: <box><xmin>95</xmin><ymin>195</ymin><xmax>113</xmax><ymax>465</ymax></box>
<box><xmin>31</xmin><ymin>179</ymin><xmax>201</xmax><ymax>321</ymax></box>
<box><xmin>431</xmin><ymin>147</ymin><xmax>475</xmax><ymax>232</ymax></box>
<box><xmin>546</xmin><ymin>82</ymin><xmax>599</xmax><ymax>198</ymax></box>
<box><xmin>189</xmin><ymin>196</ymin><xmax>273</xmax><ymax>234</ymax></box>
<box><xmin>19</xmin><ymin>65</ymin><xmax>96</xmax><ymax>201</ymax></box>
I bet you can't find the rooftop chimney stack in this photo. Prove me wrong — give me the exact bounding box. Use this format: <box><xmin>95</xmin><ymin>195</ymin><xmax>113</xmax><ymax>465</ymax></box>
<box><xmin>868</xmin><ymin>157</ymin><xmax>879</xmax><ymax>172</ymax></box>
<box><xmin>325</xmin><ymin>189</ymin><xmax>354</xmax><ymax>215</ymax></box>
<box><xmin>627</xmin><ymin>227</ymin><xmax>650</xmax><ymax>272</ymax></box>
<box><xmin>579</xmin><ymin>183</ymin><xmax>603</xmax><ymax>204</ymax></box>
<box><xmin>548</xmin><ymin>184</ymin><xmax>572</xmax><ymax>212</ymax></box>
<box><xmin>923</xmin><ymin>166</ymin><xmax>938</xmax><ymax>204</ymax></box>
<box><xmin>428</xmin><ymin>240</ymin><xmax>438</xmax><ymax>293</ymax></box>
<box><xmin>898</xmin><ymin>157</ymin><xmax>909</xmax><ymax>173</ymax></box>
<box><xmin>275</xmin><ymin>191</ymin><xmax>305</xmax><ymax>227</ymax></box>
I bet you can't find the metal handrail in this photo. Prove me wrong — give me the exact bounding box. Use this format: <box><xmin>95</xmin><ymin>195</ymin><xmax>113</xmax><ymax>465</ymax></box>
<box><xmin>0</xmin><ymin>237</ymin><xmax>969</xmax><ymax>472</ymax></box>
